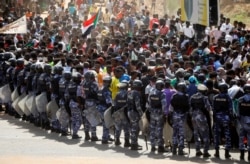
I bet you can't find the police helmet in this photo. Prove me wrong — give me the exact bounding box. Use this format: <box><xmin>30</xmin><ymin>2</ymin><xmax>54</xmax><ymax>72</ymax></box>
<box><xmin>24</xmin><ymin>62</ymin><xmax>32</xmax><ymax>72</ymax></box>
<box><xmin>63</xmin><ymin>71</ymin><xmax>72</xmax><ymax>81</ymax></box>
<box><xmin>117</xmin><ymin>80</ymin><xmax>129</xmax><ymax>89</ymax></box>
<box><xmin>132</xmin><ymin>80</ymin><xmax>143</xmax><ymax>89</ymax></box>
<box><xmin>84</xmin><ymin>71</ymin><xmax>95</xmax><ymax>81</ymax></box>
<box><xmin>72</xmin><ymin>72</ymin><xmax>82</xmax><ymax>84</ymax></box>
<box><xmin>43</xmin><ymin>64</ymin><xmax>52</xmax><ymax>74</ymax></box>
<box><xmin>177</xmin><ymin>82</ymin><xmax>187</xmax><ymax>93</ymax></box>
<box><xmin>8</xmin><ymin>58</ymin><xmax>16</xmax><ymax>67</ymax></box>
<box><xmin>243</xmin><ymin>84</ymin><xmax>250</xmax><ymax>94</ymax></box>
<box><xmin>103</xmin><ymin>76</ymin><xmax>112</xmax><ymax>87</ymax></box>
<box><xmin>16</xmin><ymin>58</ymin><xmax>24</xmax><ymax>67</ymax></box>
<box><xmin>155</xmin><ymin>80</ymin><xmax>165</xmax><ymax>90</ymax></box>
<box><xmin>30</xmin><ymin>64</ymin><xmax>36</xmax><ymax>72</ymax></box>
<box><xmin>35</xmin><ymin>64</ymin><xmax>43</xmax><ymax>73</ymax></box>
<box><xmin>53</xmin><ymin>66</ymin><xmax>64</xmax><ymax>74</ymax></box>
<box><xmin>218</xmin><ymin>83</ymin><xmax>228</xmax><ymax>93</ymax></box>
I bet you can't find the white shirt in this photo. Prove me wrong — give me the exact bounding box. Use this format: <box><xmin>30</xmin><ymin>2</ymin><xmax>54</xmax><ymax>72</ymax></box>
<box><xmin>220</xmin><ymin>23</ymin><xmax>233</xmax><ymax>35</ymax></box>
<box><xmin>183</xmin><ymin>26</ymin><xmax>195</xmax><ymax>39</ymax></box>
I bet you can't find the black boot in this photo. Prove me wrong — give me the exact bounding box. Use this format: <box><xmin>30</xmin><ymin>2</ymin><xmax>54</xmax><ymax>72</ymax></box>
<box><xmin>214</xmin><ymin>149</ymin><xmax>220</xmax><ymax>158</ymax></box>
<box><xmin>22</xmin><ymin>114</ymin><xmax>26</xmax><ymax>121</ymax></box>
<box><xmin>124</xmin><ymin>139</ymin><xmax>131</xmax><ymax>147</ymax></box>
<box><xmin>131</xmin><ymin>144</ymin><xmax>142</xmax><ymax>150</ymax></box>
<box><xmin>240</xmin><ymin>150</ymin><xmax>244</xmax><ymax>160</ymax></box>
<box><xmin>72</xmin><ymin>134</ymin><xmax>82</xmax><ymax>139</ymax></box>
<box><xmin>151</xmin><ymin>146</ymin><xmax>156</xmax><ymax>152</ymax></box>
<box><xmin>91</xmin><ymin>136</ymin><xmax>99</xmax><ymax>142</ymax></box>
<box><xmin>115</xmin><ymin>138</ymin><xmax>121</xmax><ymax>146</ymax></box>
<box><xmin>225</xmin><ymin>150</ymin><xmax>231</xmax><ymax>159</ymax></box>
<box><xmin>158</xmin><ymin>146</ymin><xmax>169</xmax><ymax>153</ymax></box>
<box><xmin>248</xmin><ymin>151</ymin><xmax>250</xmax><ymax>161</ymax></box>
<box><xmin>0</xmin><ymin>104</ymin><xmax>4</xmax><ymax>111</ymax></box>
<box><xmin>85</xmin><ymin>132</ymin><xmax>90</xmax><ymax>141</ymax></box>
<box><xmin>178</xmin><ymin>149</ymin><xmax>186</xmax><ymax>156</ymax></box>
<box><xmin>172</xmin><ymin>146</ymin><xmax>177</xmax><ymax>155</ymax></box>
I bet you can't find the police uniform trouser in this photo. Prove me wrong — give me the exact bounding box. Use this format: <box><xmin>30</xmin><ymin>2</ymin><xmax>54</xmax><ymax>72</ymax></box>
<box><xmin>97</xmin><ymin>105</ymin><xmax>110</xmax><ymax>141</ymax></box>
<box><xmin>150</xmin><ymin>114</ymin><xmax>164</xmax><ymax>147</ymax></box>
<box><xmin>70</xmin><ymin>100</ymin><xmax>82</xmax><ymax>135</ymax></box>
<box><xmin>214</xmin><ymin>113</ymin><xmax>231</xmax><ymax>150</ymax></box>
<box><xmin>239</xmin><ymin>116</ymin><xmax>250</xmax><ymax>151</ymax></box>
<box><xmin>192</xmin><ymin>111</ymin><xmax>210</xmax><ymax>153</ymax></box>
<box><xmin>172</xmin><ymin>112</ymin><xmax>186</xmax><ymax>150</ymax></box>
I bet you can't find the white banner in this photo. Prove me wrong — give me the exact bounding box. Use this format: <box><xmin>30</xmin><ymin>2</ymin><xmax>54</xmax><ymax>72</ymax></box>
<box><xmin>0</xmin><ymin>16</ymin><xmax>27</xmax><ymax>34</ymax></box>
<box><xmin>181</xmin><ymin>0</ymin><xmax>209</xmax><ymax>26</ymax></box>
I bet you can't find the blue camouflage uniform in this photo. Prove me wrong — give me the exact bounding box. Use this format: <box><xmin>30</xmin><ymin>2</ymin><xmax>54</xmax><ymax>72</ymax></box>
<box><xmin>50</xmin><ymin>73</ymin><xmax>62</xmax><ymax>131</ymax></box>
<box><xmin>58</xmin><ymin>77</ymin><xmax>71</xmax><ymax>134</ymax></box>
<box><xmin>82</xmin><ymin>79</ymin><xmax>99</xmax><ymax>138</ymax></box>
<box><xmin>66</xmin><ymin>80</ymin><xmax>83</xmax><ymax>137</ymax></box>
<box><xmin>37</xmin><ymin>72</ymin><xmax>51</xmax><ymax>128</ymax></box>
<box><xmin>127</xmin><ymin>90</ymin><xmax>143</xmax><ymax>147</ymax></box>
<box><xmin>148</xmin><ymin>88</ymin><xmax>167</xmax><ymax>148</ymax></box>
<box><xmin>190</xmin><ymin>92</ymin><xmax>212</xmax><ymax>155</ymax></box>
<box><xmin>97</xmin><ymin>86</ymin><xmax>112</xmax><ymax>142</ymax></box>
<box><xmin>213</xmin><ymin>93</ymin><xmax>233</xmax><ymax>151</ymax></box>
<box><xmin>113</xmin><ymin>88</ymin><xmax>130</xmax><ymax>143</ymax></box>
<box><xmin>170</xmin><ymin>91</ymin><xmax>190</xmax><ymax>154</ymax></box>
<box><xmin>237</xmin><ymin>94</ymin><xmax>250</xmax><ymax>152</ymax></box>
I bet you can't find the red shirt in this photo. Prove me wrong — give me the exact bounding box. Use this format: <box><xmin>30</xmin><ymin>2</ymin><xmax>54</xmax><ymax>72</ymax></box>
<box><xmin>159</xmin><ymin>25</ymin><xmax>169</xmax><ymax>35</ymax></box>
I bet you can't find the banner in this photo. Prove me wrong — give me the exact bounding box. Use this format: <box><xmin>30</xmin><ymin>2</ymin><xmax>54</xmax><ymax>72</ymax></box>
<box><xmin>181</xmin><ymin>0</ymin><xmax>209</xmax><ymax>26</ymax></box>
<box><xmin>0</xmin><ymin>15</ymin><xmax>27</xmax><ymax>34</ymax></box>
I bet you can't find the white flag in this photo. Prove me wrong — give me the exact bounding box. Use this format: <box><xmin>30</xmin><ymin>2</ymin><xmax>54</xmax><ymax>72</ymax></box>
<box><xmin>0</xmin><ymin>15</ymin><xmax>27</xmax><ymax>34</ymax></box>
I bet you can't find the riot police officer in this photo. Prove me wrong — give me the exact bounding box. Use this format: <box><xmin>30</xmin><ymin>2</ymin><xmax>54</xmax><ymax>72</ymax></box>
<box><xmin>5</xmin><ymin>58</ymin><xmax>16</xmax><ymax>115</ymax></box>
<box><xmin>67</xmin><ymin>73</ymin><xmax>83</xmax><ymax>139</ymax></box>
<box><xmin>58</xmin><ymin>71</ymin><xmax>72</xmax><ymax>136</ymax></box>
<box><xmin>50</xmin><ymin>66</ymin><xmax>63</xmax><ymax>133</ymax></box>
<box><xmin>13</xmin><ymin>58</ymin><xmax>24</xmax><ymax>93</ymax></box>
<box><xmin>190</xmin><ymin>84</ymin><xmax>213</xmax><ymax>157</ymax></box>
<box><xmin>82</xmin><ymin>70</ymin><xmax>99</xmax><ymax>141</ymax></box>
<box><xmin>213</xmin><ymin>83</ymin><xmax>233</xmax><ymax>158</ymax></box>
<box><xmin>37</xmin><ymin>64</ymin><xmax>52</xmax><ymax>129</ymax></box>
<box><xmin>97</xmin><ymin>76</ymin><xmax>113</xmax><ymax>144</ymax></box>
<box><xmin>127</xmin><ymin>80</ymin><xmax>144</xmax><ymax>150</ymax></box>
<box><xmin>113</xmin><ymin>80</ymin><xmax>130</xmax><ymax>147</ymax></box>
<box><xmin>237</xmin><ymin>84</ymin><xmax>250</xmax><ymax>161</ymax></box>
<box><xmin>170</xmin><ymin>82</ymin><xmax>189</xmax><ymax>155</ymax></box>
<box><xmin>148</xmin><ymin>80</ymin><xmax>167</xmax><ymax>153</ymax></box>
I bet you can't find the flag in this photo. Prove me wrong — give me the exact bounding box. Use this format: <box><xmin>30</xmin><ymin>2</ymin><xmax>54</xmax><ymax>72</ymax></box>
<box><xmin>82</xmin><ymin>9</ymin><xmax>100</xmax><ymax>37</ymax></box>
<box><xmin>0</xmin><ymin>15</ymin><xmax>27</xmax><ymax>34</ymax></box>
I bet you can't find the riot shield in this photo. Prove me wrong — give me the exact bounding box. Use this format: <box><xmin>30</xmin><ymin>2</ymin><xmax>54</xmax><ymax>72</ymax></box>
<box><xmin>84</xmin><ymin>105</ymin><xmax>102</xmax><ymax>127</ymax></box>
<box><xmin>12</xmin><ymin>93</ymin><xmax>26</xmax><ymax>116</ymax></box>
<box><xmin>35</xmin><ymin>92</ymin><xmax>48</xmax><ymax>113</ymax></box>
<box><xmin>0</xmin><ymin>84</ymin><xmax>12</xmax><ymax>103</ymax></box>
<box><xmin>26</xmin><ymin>93</ymin><xmax>39</xmax><ymax>117</ymax></box>
<box><xmin>11</xmin><ymin>87</ymin><xmax>19</xmax><ymax>102</ymax></box>
<box><xmin>18</xmin><ymin>94</ymin><xmax>31</xmax><ymax>116</ymax></box>
<box><xmin>46</xmin><ymin>99</ymin><xmax>59</xmax><ymax>121</ymax></box>
<box><xmin>104</xmin><ymin>106</ymin><xmax>114</xmax><ymax>128</ymax></box>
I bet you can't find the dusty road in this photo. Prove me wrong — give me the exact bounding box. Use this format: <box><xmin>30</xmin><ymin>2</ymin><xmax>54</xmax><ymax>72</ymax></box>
<box><xmin>0</xmin><ymin>112</ymin><xmax>247</xmax><ymax>164</ymax></box>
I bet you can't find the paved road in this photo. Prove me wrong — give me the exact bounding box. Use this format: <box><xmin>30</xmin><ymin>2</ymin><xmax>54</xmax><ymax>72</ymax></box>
<box><xmin>0</xmin><ymin>112</ymin><xmax>247</xmax><ymax>164</ymax></box>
